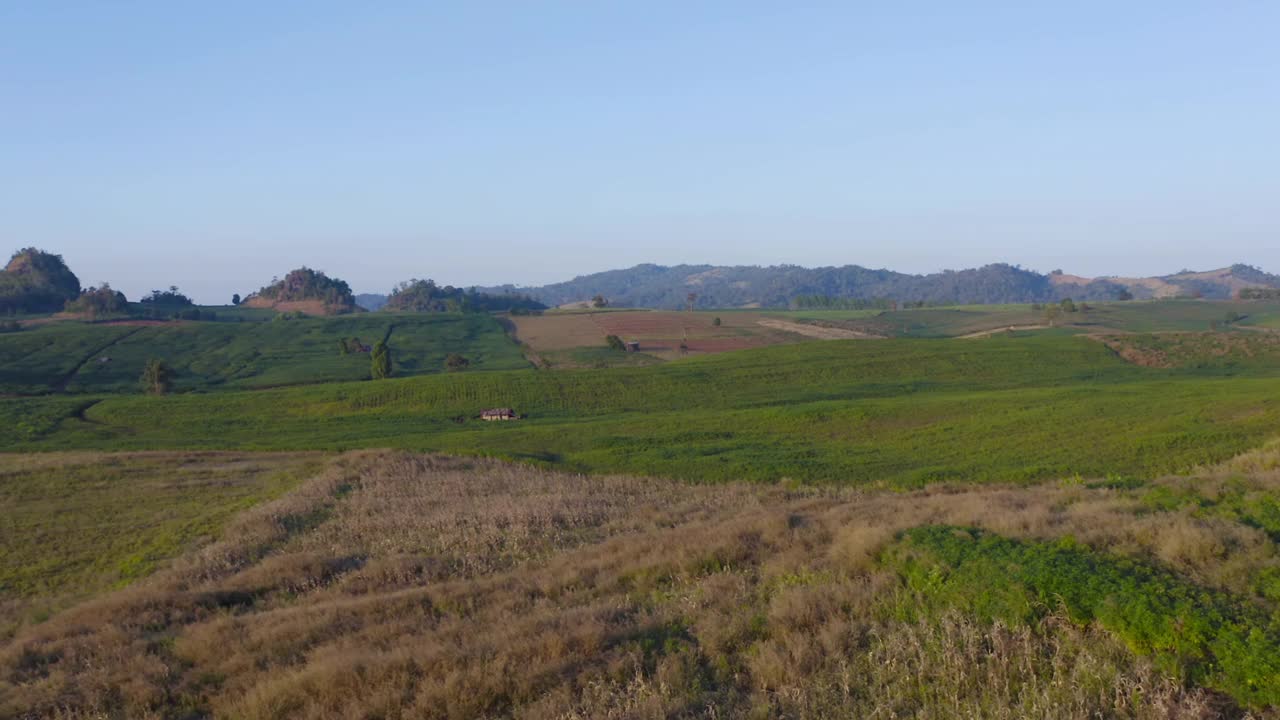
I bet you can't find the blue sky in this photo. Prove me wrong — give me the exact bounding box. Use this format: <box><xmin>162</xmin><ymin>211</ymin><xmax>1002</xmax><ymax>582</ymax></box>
<box><xmin>2</xmin><ymin>2</ymin><xmax>1277</xmax><ymax>302</ymax></box>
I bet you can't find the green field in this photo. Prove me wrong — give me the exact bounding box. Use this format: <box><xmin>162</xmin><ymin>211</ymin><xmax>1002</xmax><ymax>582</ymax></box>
<box><xmin>5</xmin><ymin>335</ymin><xmax>1280</xmax><ymax>486</ymax></box>
<box><xmin>0</xmin><ymin>313</ymin><xmax>527</xmax><ymax>395</ymax></box>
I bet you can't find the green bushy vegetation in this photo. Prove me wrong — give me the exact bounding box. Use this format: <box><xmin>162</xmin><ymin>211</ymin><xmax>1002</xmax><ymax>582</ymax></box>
<box><xmin>383</xmin><ymin>278</ymin><xmax>545</xmax><ymax>313</ymax></box>
<box><xmin>0</xmin><ymin>248</ymin><xmax>81</xmax><ymax>315</ymax></box>
<box><xmin>0</xmin><ymin>313</ymin><xmax>527</xmax><ymax>394</ymax></box>
<box><xmin>62</xmin><ymin>283</ymin><xmax>129</xmax><ymax>318</ymax></box>
<box><xmin>887</xmin><ymin>526</ymin><xmax>1280</xmax><ymax>707</ymax></box>
<box><xmin>248</xmin><ymin>267</ymin><xmax>356</xmax><ymax>310</ymax></box>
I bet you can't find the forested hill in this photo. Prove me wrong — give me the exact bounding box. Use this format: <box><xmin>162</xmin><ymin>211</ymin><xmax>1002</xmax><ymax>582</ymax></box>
<box><xmin>478</xmin><ymin>262</ymin><xmax>1280</xmax><ymax>309</ymax></box>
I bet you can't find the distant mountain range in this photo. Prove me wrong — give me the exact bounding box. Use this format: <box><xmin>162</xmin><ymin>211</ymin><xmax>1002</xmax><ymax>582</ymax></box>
<box><xmin>377</xmin><ymin>262</ymin><xmax>1280</xmax><ymax>311</ymax></box>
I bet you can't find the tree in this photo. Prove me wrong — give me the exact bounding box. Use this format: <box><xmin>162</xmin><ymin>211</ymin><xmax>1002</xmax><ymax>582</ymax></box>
<box><xmin>445</xmin><ymin>353</ymin><xmax>469</xmax><ymax>371</ymax></box>
<box><xmin>686</xmin><ymin>292</ymin><xmax>698</xmax><ymax>312</ymax></box>
<box><xmin>64</xmin><ymin>283</ymin><xmax>128</xmax><ymax>319</ymax></box>
<box><xmin>712</xmin><ymin>317</ymin><xmax>721</xmax><ymax>327</ymax></box>
<box><xmin>1043</xmin><ymin>304</ymin><xmax>1063</xmax><ymax>327</ymax></box>
<box><xmin>140</xmin><ymin>358</ymin><xmax>174</xmax><ymax>395</ymax></box>
<box><xmin>371</xmin><ymin>341</ymin><xmax>392</xmax><ymax>379</ymax></box>
<box><xmin>1060</xmin><ymin>298</ymin><xmax>1078</xmax><ymax>313</ymax></box>
<box><xmin>232</xmin><ymin>293</ymin><xmax>241</xmax><ymax>305</ymax></box>
<box><xmin>605</xmin><ymin>334</ymin><xmax>626</xmax><ymax>351</ymax></box>
<box><xmin>1116</xmin><ymin>288</ymin><xmax>1134</xmax><ymax>301</ymax></box>
<box><xmin>591</xmin><ymin>294</ymin><xmax>608</xmax><ymax>308</ymax></box>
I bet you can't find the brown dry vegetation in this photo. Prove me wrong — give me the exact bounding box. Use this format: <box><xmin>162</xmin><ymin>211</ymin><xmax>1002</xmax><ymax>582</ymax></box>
<box><xmin>7</xmin><ymin>450</ymin><xmax>1280</xmax><ymax>718</ymax></box>
<box><xmin>1098</xmin><ymin>332</ymin><xmax>1280</xmax><ymax>368</ymax></box>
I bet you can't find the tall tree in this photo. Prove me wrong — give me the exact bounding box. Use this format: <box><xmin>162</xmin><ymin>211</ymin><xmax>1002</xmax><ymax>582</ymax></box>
<box><xmin>140</xmin><ymin>358</ymin><xmax>174</xmax><ymax>395</ymax></box>
<box><xmin>371</xmin><ymin>341</ymin><xmax>392</xmax><ymax>379</ymax></box>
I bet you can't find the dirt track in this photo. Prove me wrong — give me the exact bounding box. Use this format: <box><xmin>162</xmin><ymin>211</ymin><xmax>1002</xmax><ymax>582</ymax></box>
<box><xmin>955</xmin><ymin>324</ymin><xmax>1051</xmax><ymax>339</ymax></box>
<box><xmin>755</xmin><ymin>318</ymin><xmax>880</xmax><ymax>339</ymax></box>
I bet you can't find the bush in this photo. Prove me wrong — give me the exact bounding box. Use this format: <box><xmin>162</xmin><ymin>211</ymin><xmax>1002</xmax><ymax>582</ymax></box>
<box><xmin>889</xmin><ymin>526</ymin><xmax>1280</xmax><ymax>708</ymax></box>
<box><xmin>605</xmin><ymin>334</ymin><xmax>626</xmax><ymax>351</ymax></box>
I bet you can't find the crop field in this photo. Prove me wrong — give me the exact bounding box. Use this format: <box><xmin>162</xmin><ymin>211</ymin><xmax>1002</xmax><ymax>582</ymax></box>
<box><xmin>0</xmin><ymin>313</ymin><xmax>527</xmax><ymax>395</ymax></box>
<box><xmin>5</xmin><ymin>335</ymin><xmax>1280</xmax><ymax>486</ymax></box>
<box><xmin>0</xmin><ymin>322</ymin><xmax>138</xmax><ymax>394</ymax></box>
<box><xmin>511</xmin><ymin>310</ymin><xmax>820</xmax><ymax>361</ymax></box>
<box><xmin>6</xmin><ymin>449</ymin><xmax>1280</xmax><ymax>717</ymax></box>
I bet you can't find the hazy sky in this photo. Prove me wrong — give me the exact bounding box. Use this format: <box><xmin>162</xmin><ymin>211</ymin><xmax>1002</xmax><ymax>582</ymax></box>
<box><xmin>2</xmin><ymin>2</ymin><xmax>1278</xmax><ymax>302</ymax></box>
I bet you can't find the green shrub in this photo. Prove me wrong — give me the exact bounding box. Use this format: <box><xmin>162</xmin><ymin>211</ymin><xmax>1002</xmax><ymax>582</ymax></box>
<box><xmin>887</xmin><ymin>526</ymin><xmax>1280</xmax><ymax>707</ymax></box>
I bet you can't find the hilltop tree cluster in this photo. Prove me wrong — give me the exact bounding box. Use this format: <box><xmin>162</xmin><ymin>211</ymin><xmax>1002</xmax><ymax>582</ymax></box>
<box><xmin>139</xmin><ymin>287</ymin><xmax>195</xmax><ymax>308</ymax></box>
<box><xmin>0</xmin><ymin>248</ymin><xmax>81</xmax><ymax>314</ymax></box>
<box><xmin>250</xmin><ymin>268</ymin><xmax>357</xmax><ymax>311</ymax></box>
<box><xmin>64</xmin><ymin>284</ymin><xmax>129</xmax><ymax>318</ymax></box>
<box><xmin>383</xmin><ymin>279</ymin><xmax>545</xmax><ymax>314</ymax></box>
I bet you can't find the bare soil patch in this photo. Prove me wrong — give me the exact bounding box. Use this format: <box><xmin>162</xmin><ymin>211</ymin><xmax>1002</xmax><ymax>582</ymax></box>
<box><xmin>756</xmin><ymin>317</ymin><xmax>881</xmax><ymax>339</ymax></box>
<box><xmin>955</xmin><ymin>324</ymin><xmax>1051</xmax><ymax>339</ymax></box>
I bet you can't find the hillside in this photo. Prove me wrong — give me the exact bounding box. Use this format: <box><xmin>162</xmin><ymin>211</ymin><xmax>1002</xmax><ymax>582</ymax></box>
<box><xmin>242</xmin><ymin>267</ymin><xmax>358</xmax><ymax>315</ymax></box>
<box><xmin>480</xmin><ymin>262</ymin><xmax>1280</xmax><ymax>309</ymax></box>
<box><xmin>0</xmin><ymin>248</ymin><xmax>82</xmax><ymax>314</ymax></box>
<box><xmin>0</xmin><ymin>314</ymin><xmax>528</xmax><ymax>395</ymax></box>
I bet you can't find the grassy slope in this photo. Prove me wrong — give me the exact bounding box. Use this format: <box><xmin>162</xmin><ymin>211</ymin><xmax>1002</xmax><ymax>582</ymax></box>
<box><xmin>6</xmin><ymin>335</ymin><xmax>1280</xmax><ymax>485</ymax></box>
<box><xmin>0</xmin><ymin>313</ymin><xmax>527</xmax><ymax>394</ymax></box>
<box><xmin>0</xmin><ymin>323</ymin><xmax>137</xmax><ymax>394</ymax></box>
<box><xmin>0</xmin><ymin>452</ymin><xmax>323</xmax><ymax>634</ymax></box>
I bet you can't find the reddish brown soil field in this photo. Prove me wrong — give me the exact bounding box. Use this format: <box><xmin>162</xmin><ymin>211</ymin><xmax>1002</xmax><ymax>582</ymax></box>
<box><xmin>512</xmin><ymin>310</ymin><xmax>813</xmax><ymax>360</ymax></box>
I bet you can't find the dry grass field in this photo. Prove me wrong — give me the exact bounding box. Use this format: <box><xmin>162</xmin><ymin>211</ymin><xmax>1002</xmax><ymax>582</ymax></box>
<box><xmin>6</xmin><ymin>449</ymin><xmax>1280</xmax><ymax>718</ymax></box>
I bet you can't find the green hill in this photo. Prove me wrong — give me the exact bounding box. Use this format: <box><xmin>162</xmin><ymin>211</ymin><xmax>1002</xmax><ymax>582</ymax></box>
<box><xmin>0</xmin><ymin>313</ymin><xmax>527</xmax><ymax>395</ymax></box>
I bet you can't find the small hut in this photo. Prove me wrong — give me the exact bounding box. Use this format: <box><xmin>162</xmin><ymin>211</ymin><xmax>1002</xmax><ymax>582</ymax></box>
<box><xmin>480</xmin><ymin>408</ymin><xmax>519</xmax><ymax>421</ymax></box>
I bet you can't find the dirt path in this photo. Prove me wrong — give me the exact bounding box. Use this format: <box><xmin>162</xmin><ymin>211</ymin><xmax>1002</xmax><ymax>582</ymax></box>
<box><xmin>495</xmin><ymin>316</ymin><xmax>546</xmax><ymax>369</ymax></box>
<box><xmin>955</xmin><ymin>324</ymin><xmax>1051</xmax><ymax>339</ymax></box>
<box><xmin>755</xmin><ymin>318</ymin><xmax>881</xmax><ymax>340</ymax></box>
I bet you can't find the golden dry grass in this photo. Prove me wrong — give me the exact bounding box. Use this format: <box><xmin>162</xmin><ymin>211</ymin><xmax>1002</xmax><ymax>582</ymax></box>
<box><xmin>6</xmin><ymin>449</ymin><xmax>1280</xmax><ymax>718</ymax></box>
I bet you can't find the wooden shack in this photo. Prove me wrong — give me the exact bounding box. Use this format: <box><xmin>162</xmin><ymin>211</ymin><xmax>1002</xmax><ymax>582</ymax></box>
<box><xmin>480</xmin><ymin>408</ymin><xmax>519</xmax><ymax>421</ymax></box>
